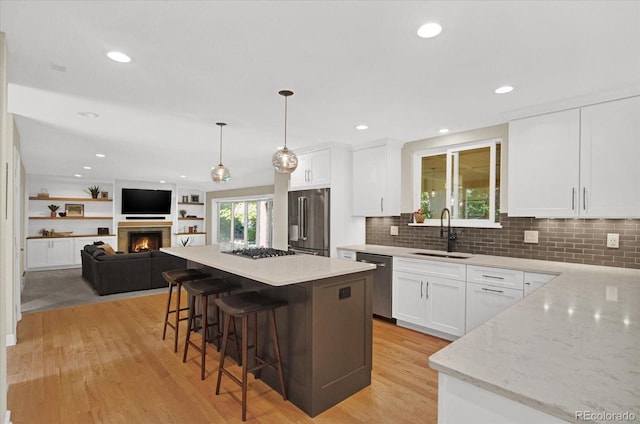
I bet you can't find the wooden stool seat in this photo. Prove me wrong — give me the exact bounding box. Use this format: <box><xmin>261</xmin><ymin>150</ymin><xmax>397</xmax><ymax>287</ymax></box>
<box><xmin>182</xmin><ymin>278</ymin><xmax>240</xmax><ymax>380</ymax></box>
<box><xmin>215</xmin><ymin>291</ymin><xmax>287</xmax><ymax>421</ymax></box>
<box><xmin>161</xmin><ymin>268</ymin><xmax>211</xmax><ymax>352</ymax></box>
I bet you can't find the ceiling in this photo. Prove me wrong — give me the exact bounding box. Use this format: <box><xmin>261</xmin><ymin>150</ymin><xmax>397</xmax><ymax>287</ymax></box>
<box><xmin>1</xmin><ymin>1</ymin><xmax>639</xmax><ymax>191</ymax></box>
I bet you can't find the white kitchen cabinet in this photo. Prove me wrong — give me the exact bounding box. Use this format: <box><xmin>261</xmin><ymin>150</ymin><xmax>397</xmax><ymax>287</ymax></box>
<box><xmin>392</xmin><ymin>270</ymin><xmax>427</xmax><ymax>326</ymax></box>
<box><xmin>289</xmin><ymin>148</ymin><xmax>331</xmax><ymax>190</ymax></box>
<box><xmin>466</xmin><ymin>282</ymin><xmax>523</xmax><ymax>333</ymax></box>
<box><xmin>393</xmin><ymin>257</ymin><xmax>466</xmax><ymax>338</ymax></box>
<box><xmin>508</xmin><ymin>96</ymin><xmax>640</xmax><ymax>218</ymax></box>
<box><xmin>352</xmin><ymin>139</ymin><xmax>402</xmax><ymax>216</ymax></box>
<box><xmin>579</xmin><ymin>96</ymin><xmax>640</xmax><ymax>217</ymax></box>
<box><xmin>524</xmin><ymin>272</ymin><xmax>556</xmax><ymax>297</ymax></box>
<box><xmin>466</xmin><ymin>265</ymin><xmax>524</xmax><ymax>291</ymax></box>
<box><xmin>27</xmin><ymin>238</ymin><xmax>75</xmax><ymax>270</ymax></box>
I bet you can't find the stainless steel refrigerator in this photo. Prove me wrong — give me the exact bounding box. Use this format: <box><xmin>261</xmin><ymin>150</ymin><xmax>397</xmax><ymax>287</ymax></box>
<box><xmin>288</xmin><ymin>188</ymin><xmax>330</xmax><ymax>256</ymax></box>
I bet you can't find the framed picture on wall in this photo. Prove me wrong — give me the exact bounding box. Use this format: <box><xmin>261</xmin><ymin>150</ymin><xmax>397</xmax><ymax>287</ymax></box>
<box><xmin>65</xmin><ymin>203</ymin><xmax>84</xmax><ymax>217</ymax></box>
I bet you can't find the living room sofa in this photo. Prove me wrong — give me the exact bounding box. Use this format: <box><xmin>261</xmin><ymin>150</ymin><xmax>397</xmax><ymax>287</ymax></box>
<box><xmin>81</xmin><ymin>244</ymin><xmax>187</xmax><ymax>295</ymax></box>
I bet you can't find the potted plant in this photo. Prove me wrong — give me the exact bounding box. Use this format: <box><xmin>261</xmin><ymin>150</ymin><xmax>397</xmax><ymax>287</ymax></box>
<box><xmin>413</xmin><ymin>192</ymin><xmax>432</xmax><ymax>223</ymax></box>
<box><xmin>180</xmin><ymin>237</ymin><xmax>191</xmax><ymax>247</ymax></box>
<box><xmin>179</xmin><ymin>209</ymin><xmax>187</xmax><ymax>218</ymax></box>
<box><xmin>85</xmin><ymin>185</ymin><xmax>101</xmax><ymax>199</ymax></box>
<box><xmin>47</xmin><ymin>204</ymin><xmax>59</xmax><ymax>217</ymax></box>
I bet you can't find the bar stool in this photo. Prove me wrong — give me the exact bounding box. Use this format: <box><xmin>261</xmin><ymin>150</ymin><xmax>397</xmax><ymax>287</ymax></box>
<box><xmin>182</xmin><ymin>277</ymin><xmax>240</xmax><ymax>380</ymax></box>
<box><xmin>161</xmin><ymin>268</ymin><xmax>211</xmax><ymax>352</ymax></box>
<box><xmin>215</xmin><ymin>291</ymin><xmax>287</xmax><ymax>421</ymax></box>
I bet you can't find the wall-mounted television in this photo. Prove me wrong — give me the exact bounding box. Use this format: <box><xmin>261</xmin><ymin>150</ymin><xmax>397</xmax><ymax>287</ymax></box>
<box><xmin>121</xmin><ymin>188</ymin><xmax>172</xmax><ymax>215</ymax></box>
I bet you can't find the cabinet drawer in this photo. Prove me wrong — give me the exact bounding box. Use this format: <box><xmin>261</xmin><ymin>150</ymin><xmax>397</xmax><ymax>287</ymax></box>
<box><xmin>337</xmin><ymin>249</ymin><xmax>357</xmax><ymax>261</ymax></box>
<box><xmin>394</xmin><ymin>257</ymin><xmax>466</xmax><ymax>281</ymax></box>
<box><xmin>467</xmin><ymin>265</ymin><xmax>524</xmax><ymax>290</ymax></box>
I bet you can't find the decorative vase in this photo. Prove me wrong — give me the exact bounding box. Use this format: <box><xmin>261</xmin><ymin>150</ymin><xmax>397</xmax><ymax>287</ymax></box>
<box><xmin>50</xmin><ymin>211</ymin><xmax>57</xmax><ymax>217</ymax></box>
<box><xmin>414</xmin><ymin>213</ymin><xmax>426</xmax><ymax>223</ymax></box>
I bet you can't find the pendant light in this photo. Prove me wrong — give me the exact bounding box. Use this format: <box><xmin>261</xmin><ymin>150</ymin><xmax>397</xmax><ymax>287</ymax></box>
<box><xmin>272</xmin><ymin>90</ymin><xmax>298</xmax><ymax>173</ymax></box>
<box><xmin>211</xmin><ymin>122</ymin><xmax>231</xmax><ymax>183</ymax></box>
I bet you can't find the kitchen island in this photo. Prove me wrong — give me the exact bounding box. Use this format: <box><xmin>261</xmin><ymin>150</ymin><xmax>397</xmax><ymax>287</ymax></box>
<box><xmin>161</xmin><ymin>245</ymin><xmax>375</xmax><ymax>417</ymax></box>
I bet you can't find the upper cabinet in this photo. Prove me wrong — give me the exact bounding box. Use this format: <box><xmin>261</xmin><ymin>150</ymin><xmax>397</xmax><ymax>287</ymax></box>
<box><xmin>289</xmin><ymin>148</ymin><xmax>331</xmax><ymax>190</ymax></box>
<box><xmin>508</xmin><ymin>96</ymin><xmax>640</xmax><ymax>218</ymax></box>
<box><xmin>352</xmin><ymin>139</ymin><xmax>402</xmax><ymax>216</ymax></box>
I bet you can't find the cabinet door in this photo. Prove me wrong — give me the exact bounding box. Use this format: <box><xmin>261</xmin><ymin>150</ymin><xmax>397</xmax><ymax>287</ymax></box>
<box><xmin>27</xmin><ymin>239</ymin><xmax>50</xmax><ymax>269</ymax></box>
<box><xmin>425</xmin><ymin>276</ymin><xmax>466</xmax><ymax>337</ymax></box>
<box><xmin>580</xmin><ymin>96</ymin><xmax>640</xmax><ymax>217</ymax></box>
<box><xmin>48</xmin><ymin>238</ymin><xmax>75</xmax><ymax>266</ymax></box>
<box><xmin>308</xmin><ymin>149</ymin><xmax>331</xmax><ymax>187</ymax></box>
<box><xmin>352</xmin><ymin>144</ymin><xmax>386</xmax><ymax>216</ymax></box>
<box><xmin>523</xmin><ymin>272</ymin><xmax>556</xmax><ymax>297</ymax></box>
<box><xmin>289</xmin><ymin>154</ymin><xmax>310</xmax><ymax>190</ymax></box>
<box><xmin>508</xmin><ymin>109</ymin><xmax>581</xmax><ymax>217</ymax></box>
<box><xmin>392</xmin><ymin>271</ymin><xmax>427</xmax><ymax>325</ymax></box>
<box><xmin>466</xmin><ymin>283</ymin><xmax>523</xmax><ymax>333</ymax></box>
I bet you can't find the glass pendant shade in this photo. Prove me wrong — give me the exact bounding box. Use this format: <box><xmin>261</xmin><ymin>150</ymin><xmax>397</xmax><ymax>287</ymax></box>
<box><xmin>273</xmin><ymin>90</ymin><xmax>298</xmax><ymax>173</ymax></box>
<box><xmin>212</xmin><ymin>122</ymin><xmax>230</xmax><ymax>183</ymax></box>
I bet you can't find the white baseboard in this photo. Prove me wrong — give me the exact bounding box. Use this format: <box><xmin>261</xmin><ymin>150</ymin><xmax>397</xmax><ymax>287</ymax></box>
<box><xmin>4</xmin><ymin>410</ymin><xmax>11</xmax><ymax>424</ymax></box>
<box><xmin>5</xmin><ymin>334</ymin><xmax>16</xmax><ymax>347</ymax></box>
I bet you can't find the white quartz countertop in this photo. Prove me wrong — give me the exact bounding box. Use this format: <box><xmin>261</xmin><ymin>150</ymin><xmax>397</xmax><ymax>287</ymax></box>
<box><xmin>161</xmin><ymin>245</ymin><xmax>375</xmax><ymax>286</ymax></box>
<box><xmin>339</xmin><ymin>244</ymin><xmax>640</xmax><ymax>422</ymax></box>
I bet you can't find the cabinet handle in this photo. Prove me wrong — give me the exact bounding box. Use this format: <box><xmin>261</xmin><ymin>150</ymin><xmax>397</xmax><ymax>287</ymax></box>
<box><xmin>481</xmin><ymin>274</ymin><xmax>504</xmax><ymax>280</ymax></box>
<box><xmin>525</xmin><ymin>282</ymin><xmax>531</xmax><ymax>285</ymax></box>
<box><xmin>426</xmin><ymin>281</ymin><xmax>429</xmax><ymax>299</ymax></box>
<box><xmin>308</xmin><ymin>169</ymin><xmax>312</xmax><ymax>182</ymax></box>
<box><xmin>583</xmin><ymin>187</ymin><xmax>587</xmax><ymax>210</ymax></box>
<box><xmin>420</xmin><ymin>281</ymin><xmax>423</xmax><ymax>298</ymax></box>
<box><xmin>380</xmin><ymin>197</ymin><xmax>384</xmax><ymax>213</ymax></box>
<box><xmin>481</xmin><ymin>287</ymin><xmax>504</xmax><ymax>294</ymax></box>
<box><xmin>571</xmin><ymin>187</ymin><xmax>576</xmax><ymax>211</ymax></box>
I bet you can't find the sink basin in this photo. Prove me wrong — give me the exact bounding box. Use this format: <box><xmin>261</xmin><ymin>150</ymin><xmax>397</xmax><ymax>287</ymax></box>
<box><xmin>410</xmin><ymin>251</ymin><xmax>473</xmax><ymax>259</ymax></box>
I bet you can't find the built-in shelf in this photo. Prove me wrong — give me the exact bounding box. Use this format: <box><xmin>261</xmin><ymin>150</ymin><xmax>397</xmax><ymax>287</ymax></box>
<box><xmin>27</xmin><ymin>234</ymin><xmax>116</xmax><ymax>239</ymax></box>
<box><xmin>178</xmin><ymin>202</ymin><xmax>204</xmax><ymax>206</ymax></box>
<box><xmin>178</xmin><ymin>217</ymin><xmax>204</xmax><ymax>220</ymax></box>
<box><xmin>29</xmin><ymin>216</ymin><xmax>113</xmax><ymax>220</ymax></box>
<box><xmin>29</xmin><ymin>196</ymin><xmax>112</xmax><ymax>202</ymax></box>
<box><xmin>175</xmin><ymin>232</ymin><xmax>206</xmax><ymax>235</ymax></box>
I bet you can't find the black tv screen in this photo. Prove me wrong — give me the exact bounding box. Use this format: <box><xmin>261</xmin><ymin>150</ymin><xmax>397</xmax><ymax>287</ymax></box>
<box><xmin>121</xmin><ymin>188</ymin><xmax>172</xmax><ymax>214</ymax></box>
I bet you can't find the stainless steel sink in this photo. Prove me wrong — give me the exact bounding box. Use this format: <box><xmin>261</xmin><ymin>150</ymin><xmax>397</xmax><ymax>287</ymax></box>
<box><xmin>410</xmin><ymin>251</ymin><xmax>473</xmax><ymax>259</ymax></box>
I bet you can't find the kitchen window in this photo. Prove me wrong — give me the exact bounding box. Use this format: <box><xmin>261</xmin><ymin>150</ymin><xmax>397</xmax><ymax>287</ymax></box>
<box><xmin>214</xmin><ymin>197</ymin><xmax>273</xmax><ymax>249</ymax></box>
<box><xmin>413</xmin><ymin>139</ymin><xmax>501</xmax><ymax>228</ymax></box>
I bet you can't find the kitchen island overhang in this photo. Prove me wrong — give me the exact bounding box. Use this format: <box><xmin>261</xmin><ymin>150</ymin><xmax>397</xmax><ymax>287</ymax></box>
<box><xmin>161</xmin><ymin>245</ymin><xmax>376</xmax><ymax>417</ymax></box>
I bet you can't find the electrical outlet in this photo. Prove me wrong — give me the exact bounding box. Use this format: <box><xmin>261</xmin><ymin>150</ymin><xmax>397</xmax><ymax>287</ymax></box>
<box><xmin>607</xmin><ymin>233</ymin><xmax>619</xmax><ymax>248</ymax></box>
<box><xmin>524</xmin><ymin>230</ymin><xmax>539</xmax><ymax>244</ymax></box>
<box><xmin>390</xmin><ymin>226</ymin><xmax>399</xmax><ymax>236</ymax></box>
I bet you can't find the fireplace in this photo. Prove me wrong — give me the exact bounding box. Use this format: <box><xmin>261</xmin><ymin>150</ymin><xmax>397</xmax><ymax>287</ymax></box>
<box><xmin>129</xmin><ymin>231</ymin><xmax>162</xmax><ymax>253</ymax></box>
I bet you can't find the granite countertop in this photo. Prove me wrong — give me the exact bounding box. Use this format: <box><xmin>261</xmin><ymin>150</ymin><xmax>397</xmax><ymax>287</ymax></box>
<box><xmin>339</xmin><ymin>244</ymin><xmax>640</xmax><ymax>422</ymax></box>
<box><xmin>161</xmin><ymin>245</ymin><xmax>375</xmax><ymax>287</ymax></box>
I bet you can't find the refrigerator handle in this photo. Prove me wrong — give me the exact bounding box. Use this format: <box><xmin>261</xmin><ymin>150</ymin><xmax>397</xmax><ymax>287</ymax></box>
<box><xmin>298</xmin><ymin>196</ymin><xmax>308</xmax><ymax>240</ymax></box>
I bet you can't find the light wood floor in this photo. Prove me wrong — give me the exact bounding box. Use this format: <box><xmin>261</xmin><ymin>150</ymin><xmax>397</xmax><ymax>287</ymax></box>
<box><xmin>8</xmin><ymin>292</ymin><xmax>450</xmax><ymax>423</ymax></box>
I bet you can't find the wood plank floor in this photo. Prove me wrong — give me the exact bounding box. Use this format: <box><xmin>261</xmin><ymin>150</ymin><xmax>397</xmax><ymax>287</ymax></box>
<box><xmin>8</xmin><ymin>292</ymin><xmax>450</xmax><ymax>423</ymax></box>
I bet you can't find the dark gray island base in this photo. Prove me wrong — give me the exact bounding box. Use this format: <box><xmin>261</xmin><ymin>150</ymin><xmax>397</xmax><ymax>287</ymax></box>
<box><xmin>161</xmin><ymin>246</ymin><xmax>375</xmax><ymax>417</ymax></box>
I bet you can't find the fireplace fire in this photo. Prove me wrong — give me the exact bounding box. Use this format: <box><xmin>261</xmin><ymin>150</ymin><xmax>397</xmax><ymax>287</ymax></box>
<box><xmin>129</xmin><ymin>231</ymin><xmax>162</xmax><ymax>253</ymax></box>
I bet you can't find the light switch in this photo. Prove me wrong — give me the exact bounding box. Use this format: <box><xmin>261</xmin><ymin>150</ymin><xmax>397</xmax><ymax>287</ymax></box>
<box><xmin>390</xmin><ymin>226</ymin><xmax>399</xmax><ymax>236</ymax></box>
<box><xmin>607</xmin><ymin>233</ymin><xmax>619</xmax><ymax>248</ymax></box>
<box><xmin>524</xmin><ymin>230</ymin><xmax>538</xmax><ymax>244</ymax></box>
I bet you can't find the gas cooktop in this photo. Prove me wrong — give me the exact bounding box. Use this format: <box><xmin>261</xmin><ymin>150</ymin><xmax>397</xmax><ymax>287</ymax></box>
<box><xmin>225</xmin><ymin>247</ymin><xmax>296</xmax><ymax>259</ymax></box>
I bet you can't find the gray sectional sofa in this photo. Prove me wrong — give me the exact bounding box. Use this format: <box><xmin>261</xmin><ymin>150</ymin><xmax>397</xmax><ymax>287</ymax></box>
<box><xmin>81</xmin><ymin>244</ymin><xmax>187</xmax><ymax>295</ymax></box>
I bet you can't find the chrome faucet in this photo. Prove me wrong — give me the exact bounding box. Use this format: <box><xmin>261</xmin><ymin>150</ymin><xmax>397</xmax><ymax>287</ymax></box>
<box><xmin>440</xmin><ymin>208</ymin><xmax>457</xmax><ymax>252</ymax></box>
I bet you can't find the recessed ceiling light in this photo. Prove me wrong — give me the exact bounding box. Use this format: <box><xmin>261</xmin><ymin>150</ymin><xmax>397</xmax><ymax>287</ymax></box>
<box><xmin>355</xmin><ymin>124</ymin><xmax>368</xmax><ymax>130</ymax></box>
<box><xmin>74</xmin><ymin>174</ymin><xmax>82</xmax><ymax>178</ymax></box>
<box><xmin>107</xmin><ymin>51</ymin><xmax>132</xmax><ymax>63</ymax></box>
<box><xmin>159</xmin><ymin>180</ymin><xmax>166</xmax><ymax>184</ymax></box>
<box><xmin>180</xmin><ymin>175</ymin><xmax>187</xmax><ymax>179</ymax></box>
<box><xmin>417</xmin><ymin>23</ymin><xmax>442</xmax><ymax>38</ymax></box>
<box><xmin>95</xmin><ymin>153</ymin><xmax>106</xmax><ymax>158</ymax></box>
<box><xmin>439</xmin><ymin>128</ymin><xmax>449</xmax><ymax>134</ymax></box>
<box><xmin>78</xmin><ymin>112</ymin><xmax>99</xmax><ymax>118</ymax></box>
<box><xmin>83</xmin><ymin>166</ymin><xmax>92</xmax><ymax>170</ymax></box>
<box><xmin>495</xmin><ymin>85</ymin><xmax>514</xmax><ymax>94</ymax></box>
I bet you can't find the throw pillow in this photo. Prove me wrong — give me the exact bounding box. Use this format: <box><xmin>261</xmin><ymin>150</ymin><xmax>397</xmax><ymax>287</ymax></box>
<box><xmin>100</xmin><ymin>243</ymin><xmax>116</xmax><ymax>255</ymax></box>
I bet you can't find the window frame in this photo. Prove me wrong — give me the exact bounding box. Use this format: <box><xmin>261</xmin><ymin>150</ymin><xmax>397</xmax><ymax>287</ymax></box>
<box><xmin>412</xmin><ymin>138</ymin><xmax>502</xmax><ymax>228</ymax></box>
<box><xmin>211</xmin><ymin>194</ymin><xmax>274</xmax><ymax>249</ymax></box>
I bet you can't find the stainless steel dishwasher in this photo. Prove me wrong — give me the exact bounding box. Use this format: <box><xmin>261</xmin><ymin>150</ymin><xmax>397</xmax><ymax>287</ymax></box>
<box><xmin>356</xmin><ymin>252</ymin><xmax>394</xmax><ymax>321</ymax></box>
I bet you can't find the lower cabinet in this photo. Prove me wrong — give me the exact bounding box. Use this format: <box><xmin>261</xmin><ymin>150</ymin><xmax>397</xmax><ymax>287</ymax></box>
<box><xmin>524</xmin><ymin>272</ymin><xmax>556</xmax><ymax>296</ymax></box>
<box><xmin>393</xmin><ymin>258</ymin><xmax>466</xmax><ymax>338</ymax></box>
<box><xmin>465</xmin><ymin>283</ymin><xmax>523</xmax><ymax>333</ymax></box>
<box><xmin>27</xmin><ymin>238</ymin><xmax>75</xmax><ymax>270</ymax></box>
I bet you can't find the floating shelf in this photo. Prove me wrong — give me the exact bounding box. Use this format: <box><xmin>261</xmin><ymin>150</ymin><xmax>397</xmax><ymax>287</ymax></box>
<box><xmin>27</xmin><ymin>234</ymin><xmax>116</xmax><ymax>239</ymax></box>
<box><xmin>178</xmin><ymin>202</ymin><xmax>204</xmax><ymax>206</ymax></box>
<box><xmin>178</xmin><ymin>217</ymin><xmax>204</xmax><ymax>220</ymax></box>
<box><xmin>29</xmin><ymin>196</ymin><xmax>112</xmax><ymax>202</ymax></box>
<box><xmin>29</xmin><ymin>216</ymin><xmax>113</xmax><ymax>220</ymax></box>
<box><xmin>175</xmin><ymin>232</ymin><xmax>206</xmax><ymax>235</ymax></box>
